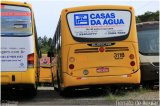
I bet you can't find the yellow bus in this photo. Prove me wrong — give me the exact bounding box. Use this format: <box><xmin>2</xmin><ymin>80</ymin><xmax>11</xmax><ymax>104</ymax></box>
<box><xmin>0</xmin><ymin>1</ymin><xmax>40</xmax><ymax>95</ymax></box>
<box><xmin>49</xmin><ymin>5</ymin><xmax>140</xmax><ymax>93</ymax></box>
<box><xmin>39</xmin><ymin>54</ymin><xmax>53</xmax><ymax>86</ymax></box>
<box><xmin>39</xmin><ymin>66</ymin><xmax>52</xmax><ymax>86</ymax></box>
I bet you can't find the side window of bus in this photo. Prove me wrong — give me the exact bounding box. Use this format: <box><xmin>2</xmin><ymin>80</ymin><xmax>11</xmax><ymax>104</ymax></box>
<box><xmin>59</xmin><ymin>21</ymin><xmax>61</xmax><ymax>48</ymax></box>
<box><xmin>33</xmin><ymin>17</ymin><xmax>42</xmax><ymax>58</ymax></box>
<box><xmin>52</xmin><ymin>19</ymin><xmax>61</xmax><ymax>62</ymax></box>
<box><xmin>55</xmin><ymin>22</ymin><xmax>59</xmax><ymax>54</ymax></box>
<box><xmin>57</xmin><ymin>20</ymin><xmax>61</xmax><ymax>53</ymax></box>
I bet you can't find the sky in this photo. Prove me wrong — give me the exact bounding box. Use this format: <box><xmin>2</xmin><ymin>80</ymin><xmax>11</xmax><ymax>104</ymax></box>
<box><xmin>12</xmin><ymin>0</ymin><xmax>160</xmax><ymax>38</ymax></box>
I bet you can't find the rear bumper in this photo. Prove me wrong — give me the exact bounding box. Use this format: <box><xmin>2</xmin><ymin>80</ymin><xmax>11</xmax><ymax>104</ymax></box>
<box><xmin>62</xmin><ymin>69</ymin><xmax>140</xmax><ymax>88</ymax></box>
<box><xmin>1</xmin><ymin>69</ymin><xmax>36</xmax><ymax>85</ymax></box>
<box><xmin>140</xmin><ymin>64</ymin><xmax>159</xmax><ymax>82</ymax></box>
<box><xmin>1</xmin><ymin>84</ymin><xmax>36</xmax><ymax>90</ymax></box>
<box><xmin>39</xmin><ymin>77</ymin><xmax>52</xmax><ymax>83</ymax></box>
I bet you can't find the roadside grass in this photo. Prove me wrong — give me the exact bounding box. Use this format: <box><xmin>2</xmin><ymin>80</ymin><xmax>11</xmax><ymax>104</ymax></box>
<box><xmin>106</xmin><ymin>87</ymin><xmax>151</xmax><ymax>100</ymax></box>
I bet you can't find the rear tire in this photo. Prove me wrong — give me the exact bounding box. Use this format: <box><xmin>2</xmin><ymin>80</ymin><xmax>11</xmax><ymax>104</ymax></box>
<box><xmin>90</xmin><ymin>87</ymin><xmax>99</xmax><ymax>92</ymax></box>
<box><xmin>57</xmin><ymin>74</ymin><xmax>62</xmax><ymax>94</ymax></box>
<box><xmin>53</xmin><ymin>72</ymin><xmax>59</xmax><ymax>92</ymax></box>
<box><xmin>56</xmin><ymin>71</ymin><xmax>62</xmax><ymax>94</ymax></box>
<box><xmin>31</xmin><ymin>87</ymin><xmax>37</xmax><ymax>96</ymax></box>
<box><xmin>57</xmin><ymin>74</ymin><xmax>70</xmax><ymax>96</ymax></box>
<box><xmin>60</xmin><ymin>87</ymin><xmax>74</xmax><ymax>96</ymax></box>
<box><xmin>24</xmin><ymin>84</ymin><xmax>37</xmax><ymax>97</ymax></box>
<box><xmin>133</xmin><ymin>85</ymin><xmax>140</xmax><ymax>91</ymax></box>
<box><xmin>142</xmin><ymin>82</ymin><xmax>154</xmax><ymax>89</ymax></box>
<box><xmin>38</xmin><ymin>82</ymin><xmax>41</xmax><ymax>86</ymax></box>
<box><xmin>54</xmin><ymin>83</ymin><xmax>59</xmax><ymax>92</ymax></box>
<box><xmin>110</xmin><ymin>87</ymin><xmax>118</xmax><ymax>94</ymax></box>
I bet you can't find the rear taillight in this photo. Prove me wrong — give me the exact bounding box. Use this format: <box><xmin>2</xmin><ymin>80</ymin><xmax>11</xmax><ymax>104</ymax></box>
<box><xmin>129</xmin><ymin>54</ymin><xmax>134</xmax><ymax>59</ymax></box>
<box><xmin>130</xmin><ymin>61</ymin><xmax>135</xmax><ymax>66</ymax></box>
<box><xmin>69</xmin><ymin>57</ymin><xmax>75</xmax><ymax>62</ymax></box>
<box><xmin>99</xmin><ymin>47</ymin><xmax>105</xmax><ymax>52</ymax></box>
<box><xmin>27</xmin><ymin>53</ymin><xmax>34</xmax><ymax>68</ymax></box>
<box><xmin>69</xmin><ymin>64</ymin><xmax>74</xmax><ymax>70</ymax></box>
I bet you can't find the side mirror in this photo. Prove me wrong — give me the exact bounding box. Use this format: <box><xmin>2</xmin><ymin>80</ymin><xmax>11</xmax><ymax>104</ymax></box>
<box><xmin>47</xmin><ymin>51</ymin><xmax>54</xmax><ymax>57</ymax></box>
<box><xmin>38</xmin><ymin>50</ymin><xmax>42</xmax><ymax>58</ymax></box>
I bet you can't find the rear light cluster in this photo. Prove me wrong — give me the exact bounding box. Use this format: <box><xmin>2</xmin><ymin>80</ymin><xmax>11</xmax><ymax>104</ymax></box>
<box><xmin>69</xmin><ymin>57</ymin><xmax>75</xmax><ymax>70</ymax></box>
<box><xmin>69</xmin><ymin>57</ymin><xmax>75</xmax><ymax>62</ymax></box>
<box><xmin>129</xmin><ymin>54</ymin><xmax>135</xmax><ymax>66</ymax></box>
<box><xmin>130</xmin><ymin>61</ymin><xmax>135</xmax><ymax>66</ymax></box>
<box><xmin>99</xmin><ymin>47</ymin><xmax>105</xmax><ymax>52</ymax></box>
<box><xmin>27</xmin><ymin>53</ymin><xmax>34</xmax><ymax>68</ymax></box>
<box><xmin>69</xmin><ymin>64</ymin><xmax>74</xmax><ymax>70</ymax></box>
<box><xmin>129</xmin><ymin>54</ymin><xmax>134</xmax><ymax>59</ymax></box>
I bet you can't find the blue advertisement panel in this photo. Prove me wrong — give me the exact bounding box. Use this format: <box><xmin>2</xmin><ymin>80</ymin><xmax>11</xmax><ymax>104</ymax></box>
<box><xmin>67</xmin><ymin>10</ymin><xmax>131</xmax><ymax>38</ymax></box>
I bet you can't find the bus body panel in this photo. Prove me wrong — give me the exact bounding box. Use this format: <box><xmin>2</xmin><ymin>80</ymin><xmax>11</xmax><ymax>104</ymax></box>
<box><xmin>61</xmin><ymin>5</ymin><xmax>138</xmax><ymax>46</ymax></box>
<box><xmin>1</xmin><ymin>1</ymin><xmax>40</xmax><ymax>91</ymax></box>
<box><xmin>1</xmin><ymin>1</ymin><xmax>32</xmax><ymax>7</ymax></box>
<box><xmin>63</xmin><ymin>70</ymin><xmax>140</xmax><ymax>88</ymax></box>
<box><xmin>66</xmin><ymin>42</ymin><xmax>139</xmax><ymax>76</ymax></box>
<box><xmin>1</xmin><ymin>36</ymin><xmax>34</xmax><ymax>72</ymax></box>
<box><xmin>139</xmin><ymin>53</ymin><xmax>159</xmax><ymax>82</ymax></box>
<box><xmin>39</xmin><ymin>67</ymin><xmax>52</xmax><ymax>83</ymax></box>
<box><xmin>53</xmin><ymin>5</ymin><xmax>140</xmax><ymax>90</ymax></box>
<box><xmin>1</xmin><ymin>69</ymin><xmax>36</xmax><ymax>85</ymax></box>
<box><xmin>140</xmin><ymin>54</ymin><xmax>159</xmax><ymax>63</ymax></box>
<box><xmin>52</xmin><ymin>56</ymin><xmax>58</xmax><ymax>81</ymax></box>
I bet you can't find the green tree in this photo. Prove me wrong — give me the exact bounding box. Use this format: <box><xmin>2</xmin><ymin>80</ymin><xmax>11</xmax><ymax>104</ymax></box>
<box><xmin>48</xmin><ymin>38</ymin><xmax>52</xmax><ymax>47</ymax></box>
<box><xmin>136</xmin><ymin>11</ymin><xmax>159</xmax><ymax>23</ymax></box>
<box><xmin>136</xmin><ymin>17</ymin><xmax>141</xmax><ymax>23</ymax></box>
<box><xmin>38</xmin><ymin>36</ymin><xmax>52</xmax><ymax>54</ymax></box>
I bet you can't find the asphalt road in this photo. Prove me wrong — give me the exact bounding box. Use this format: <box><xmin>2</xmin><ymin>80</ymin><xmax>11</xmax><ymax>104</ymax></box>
<box><xmin>1</xmin><ymin>87</ymin><xmax>159</xmax><ymax>106</ymax></box>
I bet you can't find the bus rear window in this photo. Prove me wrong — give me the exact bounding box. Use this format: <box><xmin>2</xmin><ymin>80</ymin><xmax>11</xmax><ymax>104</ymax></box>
<box><xmin>67</xmin><ymin>10</ymin><xmax>131</xmax><ymax>42</ymax></box>
<box><xmin>1</xmin><ymin>5</ymin><xmax>32</xmax><ymax>36</ymax></box>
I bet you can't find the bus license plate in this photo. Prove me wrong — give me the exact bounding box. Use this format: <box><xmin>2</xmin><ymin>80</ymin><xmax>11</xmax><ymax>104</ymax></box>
<box><xmin>96</xmin><ymin>67</ymin><xmax>109</xmax><ymax>73</ymax></box>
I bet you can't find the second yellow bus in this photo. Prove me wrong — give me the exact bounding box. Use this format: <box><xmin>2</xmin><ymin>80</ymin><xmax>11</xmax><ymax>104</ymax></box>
<box><xmin>49</xmin><ymin>5</ymin><xmax>140</xmax><ymax>93</ymax></box>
